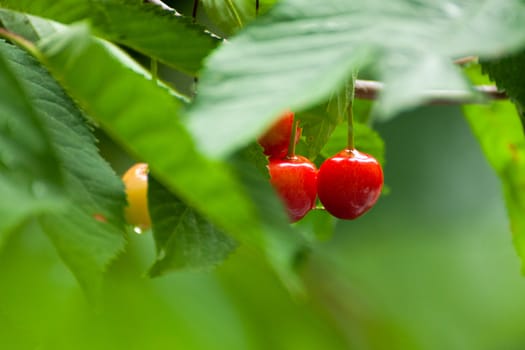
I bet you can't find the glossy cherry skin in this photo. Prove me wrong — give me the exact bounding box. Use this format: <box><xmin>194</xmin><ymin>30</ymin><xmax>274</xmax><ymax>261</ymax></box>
<box><xmin>268</xmin><ymin>155</ymin><xmax>318</xmax><ymax>222</ymax></box>
<box><xmin>258</xmin><ymin>110</ymin><xmax>301</xmax><ymax>158</ymax></box>
<box><xmin>122</xmin><ymin>163</ymin><xmax>151</xmax><ymax>229</ymax></box>
<box><xmin>317</xmin><ymin>149</ymin><xmax>383</xmax><ymax>220</ymax></box>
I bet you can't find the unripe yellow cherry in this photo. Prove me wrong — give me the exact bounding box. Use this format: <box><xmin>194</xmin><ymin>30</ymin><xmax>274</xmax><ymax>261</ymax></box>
<box><xmin>122</xmin><ymin>163</ymin><xmax>151</xmax><ymax>229</ymax></box>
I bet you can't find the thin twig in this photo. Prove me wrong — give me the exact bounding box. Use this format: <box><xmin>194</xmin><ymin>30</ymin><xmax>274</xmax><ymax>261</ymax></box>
<box><xmin>354</xmin><ymin>79</ymin><xmax>506</xmax><ymax>104</ymax></box>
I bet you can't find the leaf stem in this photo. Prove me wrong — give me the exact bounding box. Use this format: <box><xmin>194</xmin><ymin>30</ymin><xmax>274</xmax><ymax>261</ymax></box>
<box><xmin>347</xmin><ymin>73</ymin><xmax>357</xmax><ymax>150</ymax></box>
<box><xmin>0</xmin><ymin>28</ymin><xmax>42</xmax><ymax>60</ymax></box>
<box><xmin>256</xmin><ymin>0</ymin><xmax>260</xmax><ymax>16</ymax></box>
<box><xmin>347</xmin><ymin>100</ymin><xmax>354</xmax><ymax>150</ymax></box>
<box><xmin>287</xmin><ymin>115</ymin><xmax>299</xmax><ymax>158</ymax></box>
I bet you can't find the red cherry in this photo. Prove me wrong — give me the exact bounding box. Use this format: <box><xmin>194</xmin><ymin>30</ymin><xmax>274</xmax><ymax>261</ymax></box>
<box><xmin>317</xmin><ymin>149</ymin><xmax>383</xmax><ymax>220</ymax></box>
<box><xmin>258</xmin><ymin>110</ymin><xmax>301</xmax><ymax>158</ymax></box>
<box><xmin>268</xmin><ymin>155</ymin><xmax>318</xmax><ymax>222</ymax></box>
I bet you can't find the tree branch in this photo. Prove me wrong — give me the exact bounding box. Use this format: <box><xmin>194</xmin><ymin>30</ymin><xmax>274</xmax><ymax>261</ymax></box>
<box><xmin>454</xmin><ymin>56</ymin><xmax>478</xmax><ymax>66</ymax></box>
<box><xmin>354</xmin><ymin>79</ymin><xmax>506</xmax><ymax>104</ymax></box>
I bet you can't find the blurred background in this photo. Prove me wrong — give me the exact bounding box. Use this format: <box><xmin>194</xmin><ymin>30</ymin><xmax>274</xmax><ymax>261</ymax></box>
<box><xmin>1</xmin><ymin>104</ymin><xmax>525</xmax><ymax>350</ymax></box>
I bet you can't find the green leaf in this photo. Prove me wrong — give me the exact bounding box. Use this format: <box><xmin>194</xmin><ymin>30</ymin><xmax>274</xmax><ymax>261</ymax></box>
<box><xmin>0</xmin><ymin>8</ymin><xmax>190</xmax><ymax>102</ymax></box>
<box><xmin>40</xmin><ymin>209</ymin><xmax>125</xmax><ymax>300</ymax></box>
<box><xmin>0</xmin><ymin>9</ymin><xmax>60</xmax><ymax>42</ymax></box>
<box><xmin>37</xmin><ymin>24</ymin><xmax>308</xmax><ymax>286</ymax></box>
<box><xmin>186</xmin><ymin>0</ymin><xmax>525</xmax><ymax>158</ymax></box>
<box><xmin>4</xmin><ymin>42</ymin><xmax>127</xmax><ymax>224</ymax></box>
<box><xmin>148</xmin><ymin>177</ymin><xmax>237</xmax><ymax>276</ymax></box>
<box><xmin>353</xmin><ymin>99</ymin><xmax>373</xmax><ymax>125</ymax></box>
<box><xmin>0</xmin><ymin>39</ymin><xmax>127</xmax><ymax>299</ymax></box>
<box><xmin>299</xmin><ymin>80</ymin><xmax>353</xmax><ymax>160</ymax></box>
<box><xmin>0</xmin><ymin>0</ymin><xmax>91</xmax><ymax>23</ymax></box>
<box><xmin>37</xmin><ymin>23</ymin><xmax>268</xmax><ymax>259</ymax></box>
<box><xmin>0</xmin><ymin>39</ymin><xmax>64</xmax><ymax>248</ymax></box>
<box><xmin>482</xmin><ymin>50</ymin><xmax>525</xmax><ymax>125</ymax></box>
<box><xmin>464</xmin><ymin>101</ymin><xmax>525</xmax><ymax>271</ymax></box>
<box><xmin>294</xmin><ymin>209</ymin><xmax>335</xmax><ymax>242</ymax></box>
<box><xmin>321</xmin><ymin>123</ymin><xmax>385</xmax><ymax>165</ymax></box>
<box><xmin>200</xmin><ymin>0</ymin><xmax>277</xmax><ymax>35</ymax></box>
<box><xmin>463</xmin><ymin>63</ymin><xmax>493</xmax><ymax>85</ymax></box>
<box><xmin>376</xmin><ymin>54</ymin><xmax>473</xmax><ymax>118</ymax></box>
<box><xmin>299</xmin><ymin>106</ymin><xmax>338</xmax><ymax>161</ymax></box>
<box><xmin>0</xmin><ymin>0</ymin><xmax>219</xmax><ymax>75</ymax></box>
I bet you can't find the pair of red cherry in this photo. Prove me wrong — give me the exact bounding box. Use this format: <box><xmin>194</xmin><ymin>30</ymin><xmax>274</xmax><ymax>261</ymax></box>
<box><xmin>258</xmin><ymin>111</ymin><xmax>383</xmax><ymax>222</ymax></box>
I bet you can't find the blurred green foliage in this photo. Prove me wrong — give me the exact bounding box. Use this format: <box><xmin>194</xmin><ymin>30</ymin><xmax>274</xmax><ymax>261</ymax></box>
<box><xmin>2</xmin><ymin>105</ymin><xmax>525</xmax><ymax>350</ymax></box>
<box><xmin>2</xmin><ymin>1</ymin><xmax>525</xmax><ymax>349</ymax></box>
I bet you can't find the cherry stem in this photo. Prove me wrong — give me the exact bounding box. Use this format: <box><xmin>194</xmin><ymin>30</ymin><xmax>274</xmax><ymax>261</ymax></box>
<box><xmin>192</xmin><ymin>0</ymin><xmax>199</xmax><ymax>23</ymax></box>
<box><xmin>347</xmin><ymin>73</ymin><xmax>357</xmax><ymax>150</ymax></box>
<box><xmin>256</xmin><ymin>0</ymin><xmax>260</xmax><ymax>16</ymax></box>
<box><xmin>287</xmin><ymin>115</ymin><xmax>299</xmax><ymax>158</ymax></box>
<box><xmin>347</xmin><ymin>100</ymin><xmax>354</xmax><ymax>150</ymax></box>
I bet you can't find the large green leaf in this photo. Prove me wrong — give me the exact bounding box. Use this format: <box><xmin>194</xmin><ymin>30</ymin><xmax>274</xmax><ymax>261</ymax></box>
<box><xmin>0</xmin><ymin>9</ymin><xmax>190</xmax><ymax>103</ymax></box>
<box><xmin>464</xmin><ymin>102</ymin><xmax>525</xmax><ymax>270</ymax></box>
<box><xmin>38</xmin><ymin>24</ymin><xmax>307</xmax><ymax>288</ymax></box>
<box><xmin>0</xmin><ymin>39</ymin><xmax>127</xmax><ymax>299</ymax></box>
<box><xmin>200</xmin><ymin>0</ymin><xmax>278</xmax><ymax>35</ymax></box>
<box><xmin>0</xmin><ymin>8</ymin><xmax>60</xmax><ymax>41</ymax></box>
<box><xmin>0</xmin><ymin>0</ymin><xmax>90</xmax><ymax>23</ymax></box>
<box><xmin>148</xmin><ymin>177</ymin><xmax>237</xmax><ymax>276</ymax></box>
<box><xmin>187</xmin><ymin>0</ymin><xmax>525</xmax><ymax>158</ymax></box>
<box><xmin>0</xmin><ymin>40</ymin><xmax>64</xmax><ymax>248</ymax></box>
<box><xmin>482</xmin><ymin>50</ymin><xmax>525</xmax><ymax>126</ymax></box>
<box><xmin>37</xmin><ymin>23</ymin><xmax>267</xmax><ymax>256</ymax></box>
<box><xmin>40</xmin><ymin>209</ymin><xmax>125</xmax><ymax>300</ymax></box>
<box><xmin>0</xmin><ymin>0</ymin><xmax>219</xmax><ymax>75</ymax></box>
